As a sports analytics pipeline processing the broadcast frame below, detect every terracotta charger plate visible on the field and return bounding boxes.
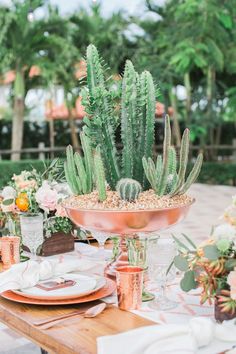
[1,278,116,306]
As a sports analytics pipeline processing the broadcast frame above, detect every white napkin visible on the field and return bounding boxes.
[0,258,94,292]
[97,317,236,354]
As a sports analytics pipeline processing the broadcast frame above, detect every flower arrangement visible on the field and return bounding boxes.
[173,198,236,319]
[0,160,73,238]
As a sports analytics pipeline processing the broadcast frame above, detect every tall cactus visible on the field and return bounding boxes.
[83,44,120,189]
[121,61,138,178]
[121,66,156,184]
[136,71,156,185]
[93,147,107,202]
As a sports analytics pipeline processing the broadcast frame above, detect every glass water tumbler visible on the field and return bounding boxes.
[20,213,44,255]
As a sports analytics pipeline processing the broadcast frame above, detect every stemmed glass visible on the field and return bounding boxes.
[20,214,44,260]
[147,238,177,310]
[127,233,160,301]
[90,231,111,260]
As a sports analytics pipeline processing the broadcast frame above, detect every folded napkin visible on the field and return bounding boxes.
[0,258,94,292]
[97,317,236,354]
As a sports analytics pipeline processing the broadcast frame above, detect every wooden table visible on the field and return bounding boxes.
[0,296,155,354]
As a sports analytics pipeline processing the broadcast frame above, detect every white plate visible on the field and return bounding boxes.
[12,274,106,300]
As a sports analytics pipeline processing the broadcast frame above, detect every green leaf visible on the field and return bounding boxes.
[181,233,197,249]
[225,259,236,271]
[203,245,220,260]
[2,198,14,206]
[172,234,190,251]
[216,239,231,253]
[180,270,198,292]
[219,13,233,29]
[174,255,189,271]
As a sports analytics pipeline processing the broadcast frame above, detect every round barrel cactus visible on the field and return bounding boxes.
[116,178,142,202]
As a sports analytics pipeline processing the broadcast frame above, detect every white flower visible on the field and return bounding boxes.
[52,182,72,197]
[1,186,16,200]
[212,223,236,242]
[35,181,58,213]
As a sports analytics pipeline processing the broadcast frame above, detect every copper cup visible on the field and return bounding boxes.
[1,236,20,269]
[116,266,144,311]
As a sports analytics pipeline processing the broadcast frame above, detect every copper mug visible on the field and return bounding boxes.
[116,266,144,311]
[1,236,20,270]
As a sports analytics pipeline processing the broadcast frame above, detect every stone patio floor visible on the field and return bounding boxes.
[1,183,236,353]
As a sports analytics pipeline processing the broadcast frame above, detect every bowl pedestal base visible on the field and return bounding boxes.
[104,235,130,279]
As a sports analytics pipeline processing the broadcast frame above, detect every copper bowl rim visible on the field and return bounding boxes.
[63,196,195,213]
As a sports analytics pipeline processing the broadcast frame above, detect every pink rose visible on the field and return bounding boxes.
[227,268,236,300]
[35,181,58,213]
[55,203,67,218]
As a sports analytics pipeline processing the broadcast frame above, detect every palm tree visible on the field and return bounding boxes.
[70,3,135,74]
[0,0,72,160]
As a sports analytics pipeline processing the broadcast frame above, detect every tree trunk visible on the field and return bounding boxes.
[169,87,181,147]
[68,112,79,149]
[11,97,24,161]
[184,72,191,128]
[206,67,216,159]
[11,69,25,161]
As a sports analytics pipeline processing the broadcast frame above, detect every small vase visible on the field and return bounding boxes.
[215,296,236,323]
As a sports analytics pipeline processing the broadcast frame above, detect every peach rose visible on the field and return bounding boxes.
[55,203,67,218]
[227,268,236,300]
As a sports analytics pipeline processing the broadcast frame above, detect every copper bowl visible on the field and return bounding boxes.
[64,198,195,234]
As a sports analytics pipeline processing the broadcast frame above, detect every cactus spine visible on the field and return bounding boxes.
[83,44,120,189]
[93,147,107,202]
[116,178,142,202]
[142,115,203,196]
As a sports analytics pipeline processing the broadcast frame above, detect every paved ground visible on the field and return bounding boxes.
[1,183,236,353]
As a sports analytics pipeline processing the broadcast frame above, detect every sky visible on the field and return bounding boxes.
[1,0,165,18]
[50,0,150,17]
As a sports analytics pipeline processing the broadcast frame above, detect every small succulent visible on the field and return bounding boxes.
[116,178,142,202]
[142,116,203,197]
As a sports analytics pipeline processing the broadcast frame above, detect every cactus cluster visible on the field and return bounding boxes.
[64,44,203,202]
[64,132,107,202]
[116,178,142,202]
[83,44,156,188]
[142,116,203,197]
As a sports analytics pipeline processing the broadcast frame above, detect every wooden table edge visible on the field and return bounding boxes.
[0,299,156,354]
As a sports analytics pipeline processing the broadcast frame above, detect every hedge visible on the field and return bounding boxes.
[0,160,235,189]
[0,160,46,188]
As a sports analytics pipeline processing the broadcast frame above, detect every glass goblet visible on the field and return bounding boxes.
[127,234,160,302]
[90,231,111,261]
[20,213,44,260]
[147,238,178,311]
